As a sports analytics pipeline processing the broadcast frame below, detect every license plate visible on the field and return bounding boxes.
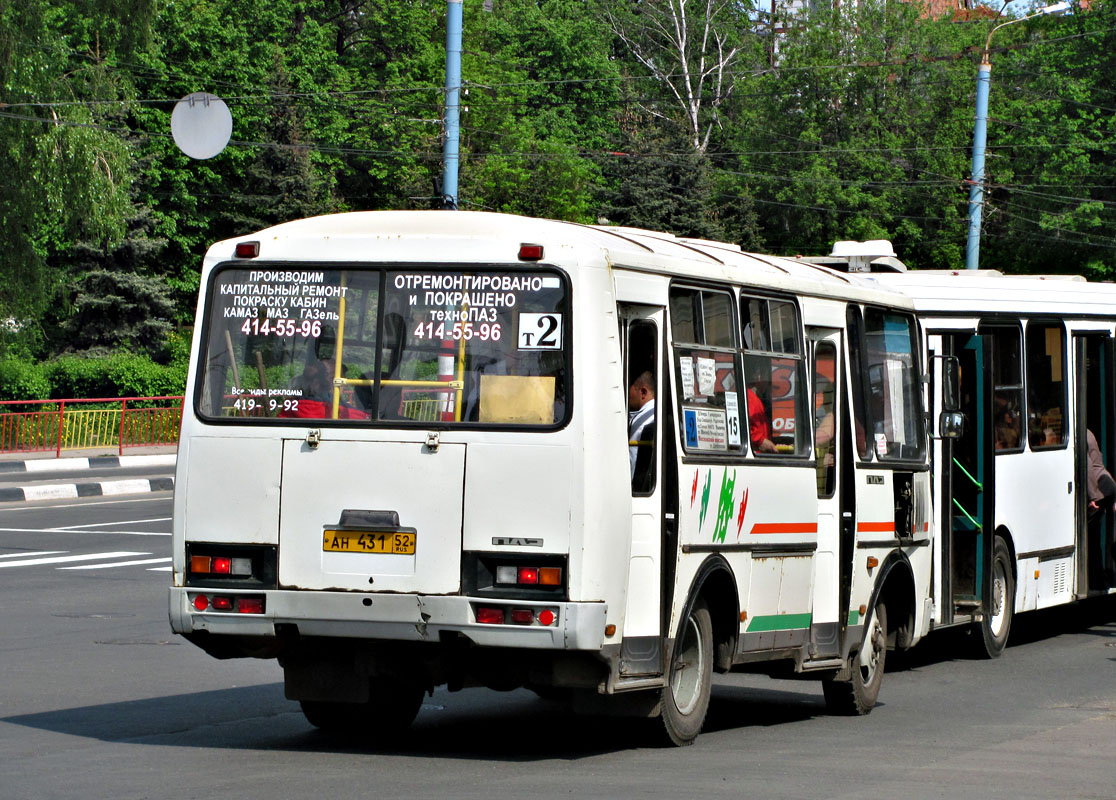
[322,530,416,555]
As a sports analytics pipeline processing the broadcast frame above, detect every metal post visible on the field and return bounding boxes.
[119,398,128,455]
[965,62,991,270]
[55,400,65,457]
[442,0,463,210]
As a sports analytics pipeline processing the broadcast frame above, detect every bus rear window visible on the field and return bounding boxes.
[196,266,569,427]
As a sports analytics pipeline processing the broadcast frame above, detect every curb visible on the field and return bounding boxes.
[0,454,177,474]
[0,476,175,502]
[0,453,177,502]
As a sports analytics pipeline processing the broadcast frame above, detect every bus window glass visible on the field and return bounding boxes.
[198,268,380,421]
[987,326,1024,451]
[671,287,744,454]
[196,266,569,427]
[384,271,568,425]
[861,308,925,462]
[1025,321,1066,449]
[847,307,870,459]
[814,341,838,497]
[742,296,806,456]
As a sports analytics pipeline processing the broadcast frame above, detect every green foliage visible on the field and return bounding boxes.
[0,359,52,402]
[599,112,727,239]
[61,270,176,356]
[3,0,1116,387]
[45,351,185,399]
[0,0,147,323]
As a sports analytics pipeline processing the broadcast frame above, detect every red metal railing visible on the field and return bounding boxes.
[0,396,184,457]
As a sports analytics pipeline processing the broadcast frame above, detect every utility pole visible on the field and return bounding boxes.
[965,1,1070,269]
[442,0,463,210]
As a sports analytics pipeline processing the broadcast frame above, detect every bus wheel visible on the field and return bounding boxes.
[661,599,713,746]
[974,536,1014,659]
[300,679,424,739]
[824,600,886,716]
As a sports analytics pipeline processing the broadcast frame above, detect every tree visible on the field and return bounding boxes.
[458,0,621,220]
[0,0,151,337]
[717,0,983,265]
[599,0,762,153]
[599,109,727,239]
[976,0,1116,277]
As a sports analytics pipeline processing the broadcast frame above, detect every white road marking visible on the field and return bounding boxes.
[147,566,173,572]
[2,496,168,511]
[0,550,66,559]
[0,527,170,536]
[54,517,172,530]
[58,557,172,570]
[0,551,148,568]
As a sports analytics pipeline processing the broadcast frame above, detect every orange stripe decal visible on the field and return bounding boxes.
[750,522,819,535]
[857,522,895,533]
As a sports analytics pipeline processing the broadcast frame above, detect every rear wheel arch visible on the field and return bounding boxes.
[680,556,739,673]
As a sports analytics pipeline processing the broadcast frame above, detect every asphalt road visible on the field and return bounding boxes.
[2,492,1115,800]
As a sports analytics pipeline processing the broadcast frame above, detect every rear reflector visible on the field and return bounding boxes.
[237,597,265,614]
[538,609,556,626]
[510,608,534,625]
[211,596,233,611]
[477,607,505,624]
[193,595,209,611]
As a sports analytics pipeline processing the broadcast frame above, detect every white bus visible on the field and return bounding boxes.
[169,211,933,745]
[808,247,1116,657]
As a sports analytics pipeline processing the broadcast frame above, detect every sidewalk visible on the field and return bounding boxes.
[0,445,178,502]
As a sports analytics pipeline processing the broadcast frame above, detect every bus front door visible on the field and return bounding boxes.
[938,332,995,627]
[1074,333,1115,592]
[808,328,847,660]
[619,305,673,676]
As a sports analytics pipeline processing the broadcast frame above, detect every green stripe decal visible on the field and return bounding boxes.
[746,613,812,632]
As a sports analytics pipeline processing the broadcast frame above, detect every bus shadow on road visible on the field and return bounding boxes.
[0,683,666,759]
[1,679,834,758]
[887,593,1116,672]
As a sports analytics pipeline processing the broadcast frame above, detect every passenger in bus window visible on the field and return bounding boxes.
[745,363,777,454]
[293,359,333,402]
[628,371,655,479]
[993,400,1020,451]
[1085,429,1116,584]
[746,387,776,454]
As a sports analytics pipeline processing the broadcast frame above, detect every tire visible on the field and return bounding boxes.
[824,600,886,716]
[301,678,424,740]
[973,536,1014,659]
[661,600,713,746]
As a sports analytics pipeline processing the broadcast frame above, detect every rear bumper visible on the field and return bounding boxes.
[169,587,607,650]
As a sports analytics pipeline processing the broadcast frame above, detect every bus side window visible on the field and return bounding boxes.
[1025,321,1067,449]
[742,295,807,456]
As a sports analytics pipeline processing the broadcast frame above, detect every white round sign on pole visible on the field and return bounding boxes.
[171,92,233,160]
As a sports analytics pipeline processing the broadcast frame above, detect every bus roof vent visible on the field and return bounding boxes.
[825,240,907,273]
